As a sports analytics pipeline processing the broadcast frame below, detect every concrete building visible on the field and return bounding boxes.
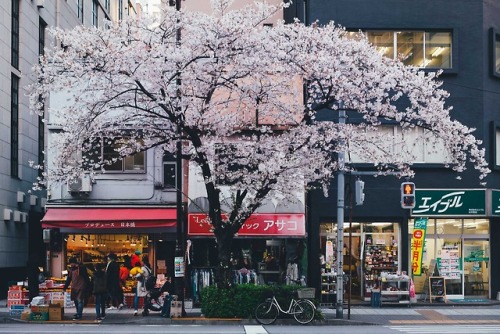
[0,0,139,299]
[286,0,500,303]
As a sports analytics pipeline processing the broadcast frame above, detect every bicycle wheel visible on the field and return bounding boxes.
[255,301,278,325]
[293,299,315,324]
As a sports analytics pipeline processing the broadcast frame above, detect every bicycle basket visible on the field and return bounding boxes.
[297,288,315,299]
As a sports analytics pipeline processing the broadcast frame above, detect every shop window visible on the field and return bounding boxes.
[83,137,145,173]
[438,219,462,234]
[359,30,453,69]
[463,219,489,235]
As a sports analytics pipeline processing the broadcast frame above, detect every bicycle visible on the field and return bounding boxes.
[255,292,316,325]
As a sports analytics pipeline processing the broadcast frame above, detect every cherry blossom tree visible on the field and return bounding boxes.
[29,0,489,285]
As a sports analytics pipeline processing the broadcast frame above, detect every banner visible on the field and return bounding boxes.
[411,217,428,276]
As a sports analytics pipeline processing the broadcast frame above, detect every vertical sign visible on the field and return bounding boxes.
[411,217,428,276]
[174,256,185,277]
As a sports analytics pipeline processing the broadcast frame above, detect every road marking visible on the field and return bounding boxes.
[387,324,500,333]
[244,325,268,334]
[390,319,500,324]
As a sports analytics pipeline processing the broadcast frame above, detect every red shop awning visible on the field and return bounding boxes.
[42,208,176,230]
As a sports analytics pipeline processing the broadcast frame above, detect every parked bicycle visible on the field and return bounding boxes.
[255,290,316,325]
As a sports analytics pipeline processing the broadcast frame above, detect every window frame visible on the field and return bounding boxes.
[77,0,84,23]
[491,122,500,170]
[84,137,146,174]
[38,18,47,179]
[92,0,99,27]
[11,74,19,178]
[351,29,457,73]
[11,0,19,69]
[490,28,500,78]
[162,161,177,189]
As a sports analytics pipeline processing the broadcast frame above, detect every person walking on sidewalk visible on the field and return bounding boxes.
[106,253,123,310]
[64,257,90,320]
[119,255,131,307]
[93,262,107,321]
[130,260,150,316]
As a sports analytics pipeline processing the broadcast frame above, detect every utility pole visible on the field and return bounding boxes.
[173,0,185,312]
[335,107,346,319]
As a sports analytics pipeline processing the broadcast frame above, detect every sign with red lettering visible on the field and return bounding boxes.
[188,213,305,236]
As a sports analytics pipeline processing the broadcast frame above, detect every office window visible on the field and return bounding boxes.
[494,124,500,169]
[92,0,99,27]
[491,29,500,77]
[77,0,84,23]
[104,0,110,12]
[362,30,452,69]
[39,18,46,58]
[118,0,123,20]
[84,137,145,173]
[11,74,19,178]
[38,18,47,177]
[347,125,451,164]
[11,0,19,68]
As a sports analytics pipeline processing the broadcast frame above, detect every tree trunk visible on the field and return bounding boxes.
[214,227,236,287]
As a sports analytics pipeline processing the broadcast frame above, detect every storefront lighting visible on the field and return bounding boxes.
[80,235,84,242]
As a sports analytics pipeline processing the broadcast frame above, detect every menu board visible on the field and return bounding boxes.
[429,276,447,303]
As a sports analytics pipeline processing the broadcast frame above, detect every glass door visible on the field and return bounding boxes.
[463,239,489,298]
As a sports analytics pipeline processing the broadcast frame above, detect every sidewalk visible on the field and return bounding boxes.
[2,299,500,326]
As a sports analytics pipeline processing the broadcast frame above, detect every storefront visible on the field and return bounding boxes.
[409,189,491,300]
[186,197,307,305]
[41,206,178,280]
[319,221,402,303]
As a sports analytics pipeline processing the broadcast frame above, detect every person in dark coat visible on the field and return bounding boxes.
[93,262,107,321]
[160,277,173,318]
[26,253,41,303]
[105,253,123,309]
[64,257,90,320]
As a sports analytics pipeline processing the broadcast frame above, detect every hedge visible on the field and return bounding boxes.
[200,284,322,320]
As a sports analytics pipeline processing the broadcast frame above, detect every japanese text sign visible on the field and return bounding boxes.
[187,213,305,236]
[411,217,428,276]
[412,190,485,216]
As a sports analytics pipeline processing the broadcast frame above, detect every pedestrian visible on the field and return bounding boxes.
[160,276,173,318]
[26,253,42,304]
[106,253,123,310]
[119,255,131,307]
[131,250,142,269]
[130,261,143,316]
[93,262,107,321]
[63,257,90,320]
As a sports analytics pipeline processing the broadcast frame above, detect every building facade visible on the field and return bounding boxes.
[0,0,139,299]
[286,0,500,302]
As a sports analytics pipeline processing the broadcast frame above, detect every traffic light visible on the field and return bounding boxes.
[355,179,365,205]
[401,182,416,209]
[49,228,62,252]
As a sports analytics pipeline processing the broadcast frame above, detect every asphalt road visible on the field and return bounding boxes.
[1,324,500,334]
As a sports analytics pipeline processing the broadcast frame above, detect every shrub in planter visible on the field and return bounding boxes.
[200,284,322,320]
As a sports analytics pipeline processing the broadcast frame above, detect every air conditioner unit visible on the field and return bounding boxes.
[67,174,92,193]
[43,229,51,243]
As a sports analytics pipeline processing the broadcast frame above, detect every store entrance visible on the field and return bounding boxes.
[463,239,489,298]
